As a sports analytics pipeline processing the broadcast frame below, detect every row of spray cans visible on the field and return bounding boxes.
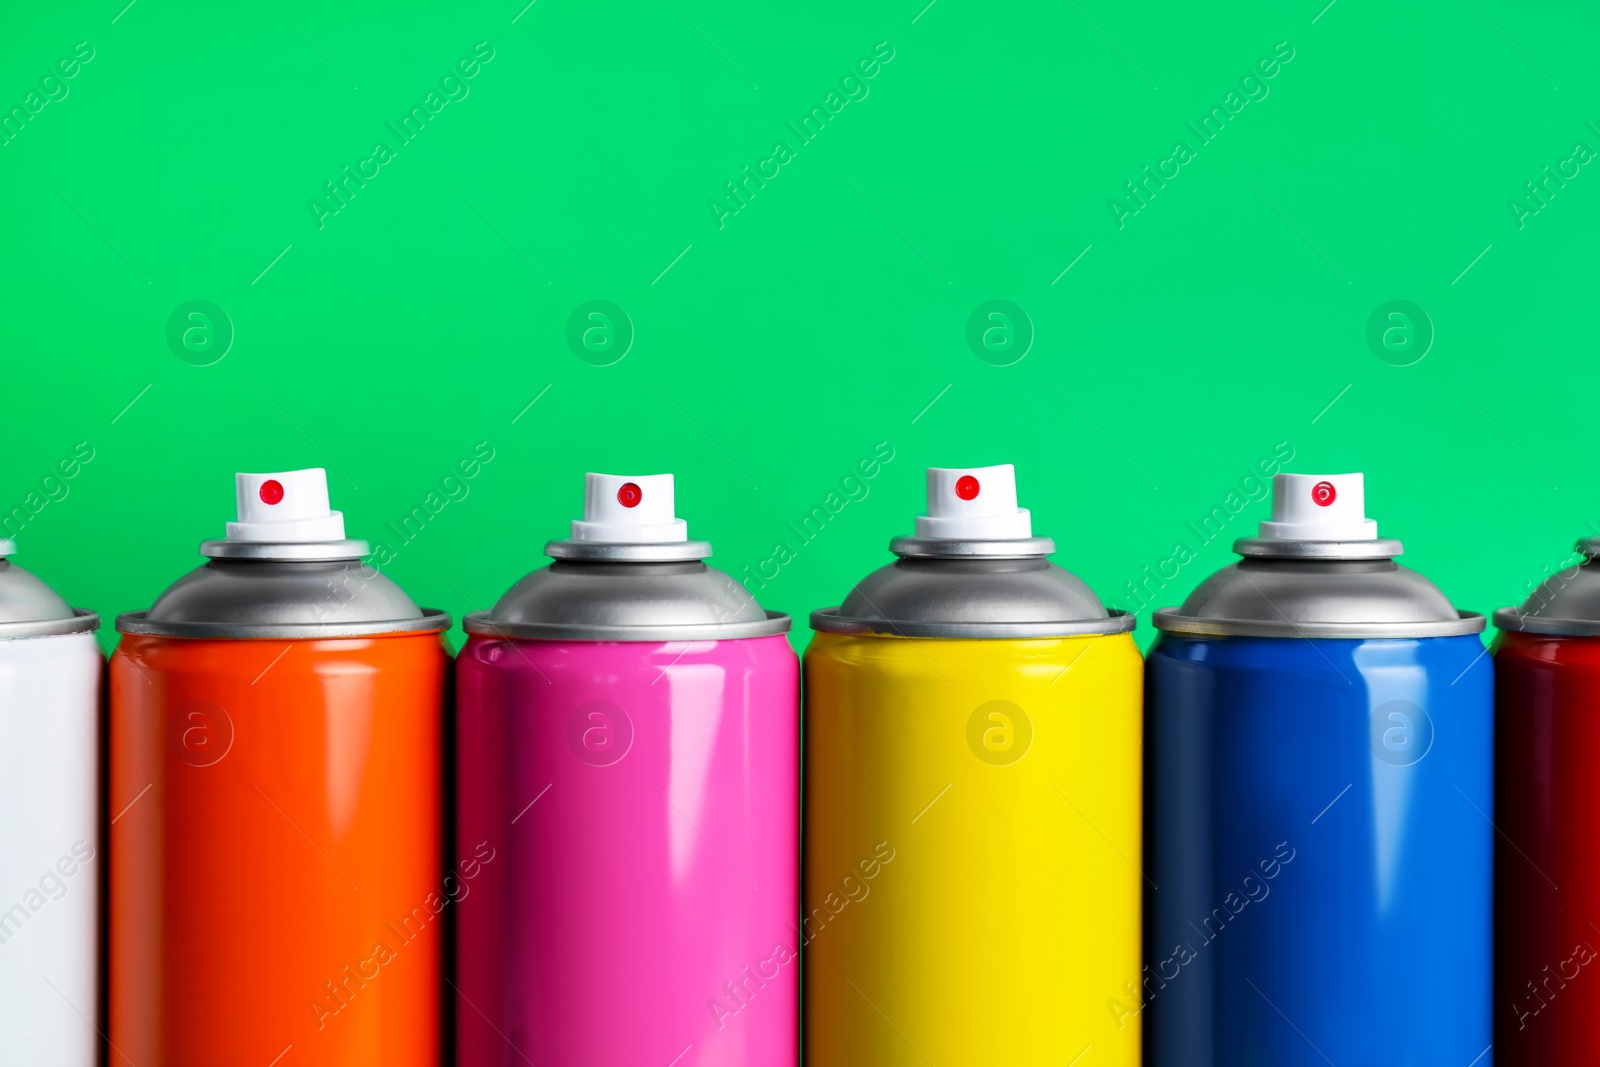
[0,461,1593,1063]
[4,467,798,1066]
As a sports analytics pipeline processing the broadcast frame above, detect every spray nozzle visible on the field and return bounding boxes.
[1258,473,1378,541]
[227,469,347,542]
[915,464,1033,540]
[571,473,688,543]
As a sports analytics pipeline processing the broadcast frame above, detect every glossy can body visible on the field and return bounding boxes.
[110,633,448,1066]
[1494,630,1600,1058]
[455,633,800,1066]
[0,631,101,1066]
[1144,633,1493,1066]
[803,631,1143,1066]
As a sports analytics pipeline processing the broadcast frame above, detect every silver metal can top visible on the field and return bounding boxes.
[0,542,100,639]
[1155,472,1483,639]
[1156,532,1483,638]
[1493,538,1600,637]
[117,537,448,639]
[118,468,448,639]
[812,464,1132,638]
[811,535,1135,639]
[462,537,790,642]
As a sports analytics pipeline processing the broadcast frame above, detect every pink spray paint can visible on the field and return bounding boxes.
[455,472,799,1066]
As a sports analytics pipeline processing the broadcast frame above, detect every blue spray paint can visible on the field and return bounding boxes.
[1143,473,1492,1066]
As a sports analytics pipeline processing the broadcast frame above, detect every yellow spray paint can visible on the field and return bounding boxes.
[804,465,1142,1066]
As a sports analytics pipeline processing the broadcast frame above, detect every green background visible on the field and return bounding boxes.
[2,0,1594,655]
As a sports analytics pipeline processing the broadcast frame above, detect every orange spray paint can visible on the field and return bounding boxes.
[110,469,450,1065]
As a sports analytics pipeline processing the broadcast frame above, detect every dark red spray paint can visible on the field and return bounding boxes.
[1495,535,1600,1060]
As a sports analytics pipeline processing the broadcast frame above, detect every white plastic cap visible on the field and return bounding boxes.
[1259,473,1378,541]
[226,469,347,542]
[915,464,1033,539]
[571,473,688,543]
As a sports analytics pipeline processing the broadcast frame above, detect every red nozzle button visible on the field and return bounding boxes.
[259,479,285,506]
[1311,481,1337,507]
[617,482,643,508]
[955,475,981,501]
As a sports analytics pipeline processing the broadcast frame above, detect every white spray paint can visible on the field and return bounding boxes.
[0,538,102,1065]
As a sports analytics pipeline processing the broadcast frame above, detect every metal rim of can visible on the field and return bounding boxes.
[1492,607,1600,637]
[1151,607,1487,638]
[0,609,101,640]
[544,539,714,563]
[200,539,370,562]
[115,607,452,639]
[462,607,791,642]
[888,536,1056,559]
[809,606,1137,638]
[1232,537,1405,560]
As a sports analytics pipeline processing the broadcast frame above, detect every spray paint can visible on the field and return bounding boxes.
[1145,472,1492,1065]
[1494,535,1600,1058]
[110,468,450,1065]
[0,539,101,1066]
[455,472,798,1066]
[805,464,1142,1065]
